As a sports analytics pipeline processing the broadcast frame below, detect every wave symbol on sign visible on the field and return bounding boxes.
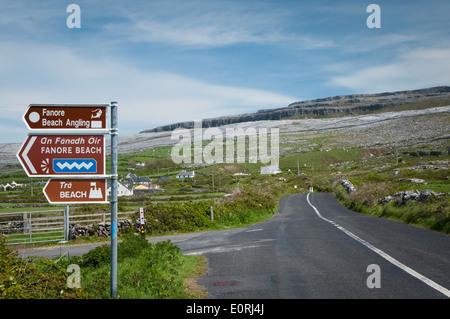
[53,159,97,174]
[56,162,94,170]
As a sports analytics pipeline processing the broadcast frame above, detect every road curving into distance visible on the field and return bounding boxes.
[180,193,450,298]
[18,193,450,299]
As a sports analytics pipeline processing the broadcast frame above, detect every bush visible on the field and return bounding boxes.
[0,235,89,299]
[381,198,450,233]
[78,243,110,269]
[138,185,282,235]
[73,236,198,299]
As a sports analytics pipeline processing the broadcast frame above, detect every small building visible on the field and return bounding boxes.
[128,174,152,186]
[107,181,134,197]
[133,183,163,194]
[259,165,281,175]
[176,170,195,179]
[10,181,24,188]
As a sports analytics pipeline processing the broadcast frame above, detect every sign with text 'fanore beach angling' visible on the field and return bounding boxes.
[16,134,105,177]
[43,179,108,204]
[23,104,108,130]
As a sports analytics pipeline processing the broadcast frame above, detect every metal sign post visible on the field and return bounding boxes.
[16,102,118,297]
[110,102,118,299]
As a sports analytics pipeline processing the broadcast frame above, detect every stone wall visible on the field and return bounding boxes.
[69,219,145,239]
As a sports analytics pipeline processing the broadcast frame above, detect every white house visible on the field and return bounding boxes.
[107,181,134,197]
[259,165,281,175]
[0,181,25,190]
[176,170,195,179]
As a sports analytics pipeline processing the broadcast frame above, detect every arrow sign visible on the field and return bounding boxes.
[43,179,108,204]
[16,134,105,177]
[23,104,108,130]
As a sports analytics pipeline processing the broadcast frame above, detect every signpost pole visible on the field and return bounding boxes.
[110,102,118,298]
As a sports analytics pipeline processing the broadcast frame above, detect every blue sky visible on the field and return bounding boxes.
[1,0,449,143]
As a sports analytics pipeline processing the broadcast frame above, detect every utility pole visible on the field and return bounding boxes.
[110,102,118,298]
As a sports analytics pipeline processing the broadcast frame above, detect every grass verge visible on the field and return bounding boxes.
[1,234,206,299]
[56,235,206,299]
[334,183,450,234]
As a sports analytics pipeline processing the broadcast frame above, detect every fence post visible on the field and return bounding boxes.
[64,206,70,241]
[22,213,28,235]
[29,212,32,243]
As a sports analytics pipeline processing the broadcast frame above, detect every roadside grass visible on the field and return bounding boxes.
[55,236,206,299]
[135,183,286,236]
[334,179,450,234]
[1,233,206,299]
[0,234,90,299]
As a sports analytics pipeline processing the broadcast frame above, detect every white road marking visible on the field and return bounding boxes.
[185,244,261,256]
[306,193,450,298]
[246,228,264,232]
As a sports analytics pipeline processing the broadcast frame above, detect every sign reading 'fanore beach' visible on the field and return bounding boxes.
[16,134,105,177]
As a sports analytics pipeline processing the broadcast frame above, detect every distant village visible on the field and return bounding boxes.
[1,164,282,195]
[108,163,282,197]
[0,181,27,191]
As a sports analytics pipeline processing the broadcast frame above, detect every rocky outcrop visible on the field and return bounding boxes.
[140,86,450,133]
[381,190,448,205]
[341,180,356,193]
[397,178,426,184]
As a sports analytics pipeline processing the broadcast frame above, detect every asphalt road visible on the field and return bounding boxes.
[18,193,450,299]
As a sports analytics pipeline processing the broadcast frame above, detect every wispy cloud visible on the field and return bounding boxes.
[0,41,296,142]
[328,48,450,93]
[104,0,334,49]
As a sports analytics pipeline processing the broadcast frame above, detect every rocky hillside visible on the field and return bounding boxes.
[1,86,449,167]
[141,86,450,133]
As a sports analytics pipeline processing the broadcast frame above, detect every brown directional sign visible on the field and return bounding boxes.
[16,134,105,177]
[23,104,108,130]
[43,179,108,204]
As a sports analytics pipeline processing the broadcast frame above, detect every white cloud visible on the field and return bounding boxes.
[0,42,296,142]
[328,48,450,93]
